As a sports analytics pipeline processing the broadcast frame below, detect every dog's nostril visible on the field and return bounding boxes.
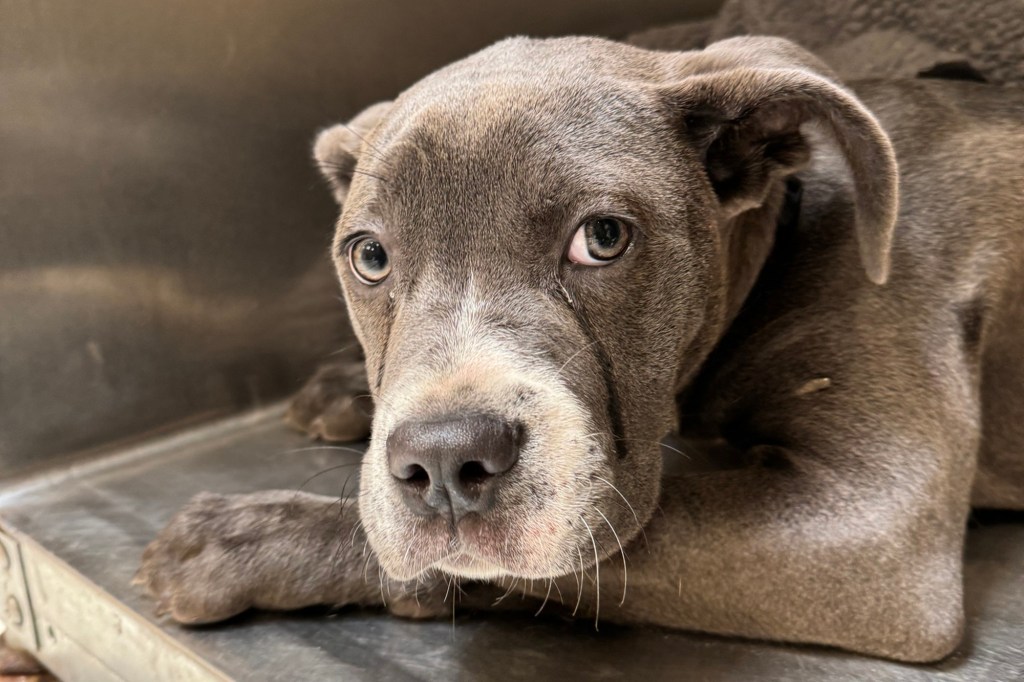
[401,464,430,487]
[459,460,492,486]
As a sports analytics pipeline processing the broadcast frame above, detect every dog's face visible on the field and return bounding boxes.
[314,37,897,581]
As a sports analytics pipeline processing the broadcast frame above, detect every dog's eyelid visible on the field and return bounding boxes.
[339,229,372,248]
[573,200,647,232]
[336,227,386,257]
[575,210,643,237]
[574,202,639,223]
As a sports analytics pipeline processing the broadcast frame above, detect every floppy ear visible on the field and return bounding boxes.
[313,101,393,205]
[662,37,899,284]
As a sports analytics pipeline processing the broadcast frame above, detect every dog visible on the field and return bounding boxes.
[137,35,1024,662]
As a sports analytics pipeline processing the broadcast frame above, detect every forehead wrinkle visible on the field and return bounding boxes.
[383,128,535,242]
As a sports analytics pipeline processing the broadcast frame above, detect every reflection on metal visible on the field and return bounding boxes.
[5,596,22,628]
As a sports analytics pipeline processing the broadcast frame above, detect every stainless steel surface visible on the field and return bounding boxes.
[0,0,721,478]
[1,406,1022,681]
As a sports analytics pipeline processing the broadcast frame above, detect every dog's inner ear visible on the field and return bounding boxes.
[688,102,813,219]
[313,101,393,205]
[664,37,900,284]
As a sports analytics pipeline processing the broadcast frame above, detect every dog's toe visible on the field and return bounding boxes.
[287,358,372,442]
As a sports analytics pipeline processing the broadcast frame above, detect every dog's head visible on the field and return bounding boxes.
[313,36,897,581]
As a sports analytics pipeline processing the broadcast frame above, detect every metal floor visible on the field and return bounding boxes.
[1,406,1022,681]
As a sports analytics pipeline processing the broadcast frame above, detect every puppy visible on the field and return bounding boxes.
[138,36,1024,662]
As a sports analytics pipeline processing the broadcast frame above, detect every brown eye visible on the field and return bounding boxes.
[568,217,631,265]
[348,237,391,284]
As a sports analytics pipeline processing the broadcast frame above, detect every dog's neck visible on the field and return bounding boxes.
[719,178,801,327]
[673,178,800,395]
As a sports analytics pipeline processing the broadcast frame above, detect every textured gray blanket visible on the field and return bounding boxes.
[628,0,1023,87]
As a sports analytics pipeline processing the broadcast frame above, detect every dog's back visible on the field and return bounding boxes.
[840,79,1023,507]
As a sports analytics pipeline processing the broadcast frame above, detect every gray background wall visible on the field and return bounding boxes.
[0,0,720,478]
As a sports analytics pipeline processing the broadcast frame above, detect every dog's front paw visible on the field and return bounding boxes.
[136,492,262,624]
[287,356,373,442]
[137,490,360,624]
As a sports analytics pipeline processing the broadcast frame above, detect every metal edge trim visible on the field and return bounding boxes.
[4,524,233,682]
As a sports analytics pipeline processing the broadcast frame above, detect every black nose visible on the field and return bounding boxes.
[387,414,521,520]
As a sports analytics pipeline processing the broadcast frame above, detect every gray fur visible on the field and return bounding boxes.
[139,35,1024,662]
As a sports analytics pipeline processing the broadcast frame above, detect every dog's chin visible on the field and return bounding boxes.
[434,554,509,580]
[379,542,524,582]
[416,547,563,582]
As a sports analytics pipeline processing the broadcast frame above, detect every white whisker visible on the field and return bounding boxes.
[550,579,564,605]
[595,475,648,548]
[579,515,601,630]
[443,574,454,604]
[362,541,374,583]
[650,439,692,460]
[573,546,585,617]
[535,579,554,617]
[555,340,599,378]
[595,507,628,607]
[493,577,519,606]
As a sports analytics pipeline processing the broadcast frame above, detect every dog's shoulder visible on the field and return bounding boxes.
[849,80,1023,286]
[850,79,1024,167]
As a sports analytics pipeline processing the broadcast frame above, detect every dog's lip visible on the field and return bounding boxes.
[402,534,507,578]
[400,514,522,577]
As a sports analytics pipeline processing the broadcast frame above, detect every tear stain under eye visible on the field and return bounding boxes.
[552,280,628,460]
[375,294,397,392]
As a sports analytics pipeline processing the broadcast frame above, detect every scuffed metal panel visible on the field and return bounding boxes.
[1,524,230,681]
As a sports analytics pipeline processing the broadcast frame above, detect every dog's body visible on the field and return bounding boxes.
[138,36,1024,662]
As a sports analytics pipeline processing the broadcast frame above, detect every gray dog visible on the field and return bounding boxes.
[137,36,1024,662]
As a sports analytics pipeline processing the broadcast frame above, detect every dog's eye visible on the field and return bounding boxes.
[567,217,631,266]
[348,237,391,284]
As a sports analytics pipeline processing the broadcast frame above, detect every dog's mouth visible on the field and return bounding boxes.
[432,531,525,581]
[380,497,582,580]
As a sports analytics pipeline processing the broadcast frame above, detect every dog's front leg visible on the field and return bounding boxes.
[137,491,427,623]
[632,461,967,661]
[537,428,976,663]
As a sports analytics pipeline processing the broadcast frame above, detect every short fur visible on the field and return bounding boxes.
[138,36,1024,662]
